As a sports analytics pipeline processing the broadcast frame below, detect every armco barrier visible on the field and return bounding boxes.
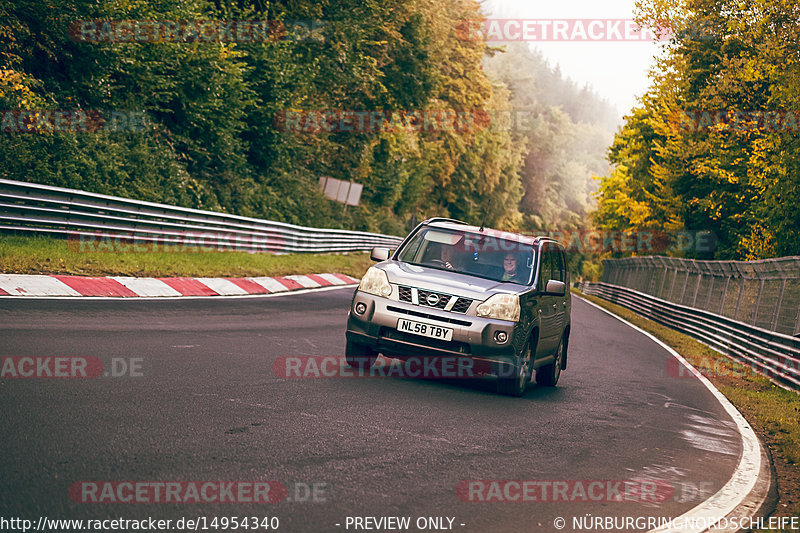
[0,179,403,253]
[578,281,800,392]
[600,255,800,337]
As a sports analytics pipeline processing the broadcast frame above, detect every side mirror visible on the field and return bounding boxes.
[370,247,390,262]
[544,279,566,296]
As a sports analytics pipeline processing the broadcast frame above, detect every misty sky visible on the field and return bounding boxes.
[485,0,666,120]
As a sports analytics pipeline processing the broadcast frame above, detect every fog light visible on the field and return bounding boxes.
[494,331,508,344]
[355,302,367,315]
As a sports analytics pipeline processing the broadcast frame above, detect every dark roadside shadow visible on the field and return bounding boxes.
[370,360,565,401]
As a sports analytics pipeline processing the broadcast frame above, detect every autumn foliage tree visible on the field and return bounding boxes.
[595,0,800,259]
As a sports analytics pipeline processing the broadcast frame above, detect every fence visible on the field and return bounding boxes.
[601,256,800,337]
[0,179,404,254]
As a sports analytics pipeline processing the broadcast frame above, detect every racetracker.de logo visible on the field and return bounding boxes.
[69,20,326,43]
[68,231,285,254]
[0,110,149,134]
[273,356,496,379]
[456,19,671,42]
[69,481,287,503]
[1,356,104,378]
[667,110,800,133]
[457,480,674,503]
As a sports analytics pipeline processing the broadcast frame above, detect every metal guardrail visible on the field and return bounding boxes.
[0,179,403,253]
[600,255,800,337]
[578,281,800,392]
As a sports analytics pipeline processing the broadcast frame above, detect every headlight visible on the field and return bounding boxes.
[476,293,520,322]
[358,267,392,298]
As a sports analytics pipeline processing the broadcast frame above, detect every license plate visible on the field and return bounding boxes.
[397,318,453,341]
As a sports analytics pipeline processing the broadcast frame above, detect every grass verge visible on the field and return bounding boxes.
[0,234,374,278]
[574,289,800,527]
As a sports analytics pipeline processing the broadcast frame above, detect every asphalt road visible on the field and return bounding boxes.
[0,289,744,532]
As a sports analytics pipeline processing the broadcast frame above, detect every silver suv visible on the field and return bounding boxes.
[345,218,571,396]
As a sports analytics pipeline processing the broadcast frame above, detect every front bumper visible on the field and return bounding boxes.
[345,291,521,375]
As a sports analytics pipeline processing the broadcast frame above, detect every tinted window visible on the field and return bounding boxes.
[552,247,566,282]
[538,246,553,290]
[396,227,536,284]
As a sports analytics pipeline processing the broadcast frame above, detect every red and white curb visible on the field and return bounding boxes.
[0,273,358,298]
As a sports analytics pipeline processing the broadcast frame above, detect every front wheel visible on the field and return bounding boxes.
[345,339,378,369]
[537,336,564,387]
[497,342,532,397]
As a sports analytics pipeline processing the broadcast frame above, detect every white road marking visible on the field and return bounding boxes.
[192,278,248,296]
[317,273,349,285]
[248,277,290,293]
[283,274,320,288]
[111,277,182,297]
[0,274,82,296]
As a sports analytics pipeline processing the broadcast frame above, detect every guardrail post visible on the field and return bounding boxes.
[753,279,765,326]
[795,305,800,336]
[773,278,786,332]
[679,268,691,303]
[668,268,679,301]
[720,276,730,315]
[658,259,668,298]
[691,272,702,307]
[705,275,715,310]
[734,277,745,321]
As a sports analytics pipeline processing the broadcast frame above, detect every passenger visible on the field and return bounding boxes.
[501,253,527,283]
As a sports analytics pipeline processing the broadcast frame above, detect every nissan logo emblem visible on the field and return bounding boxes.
[426,294,440,306]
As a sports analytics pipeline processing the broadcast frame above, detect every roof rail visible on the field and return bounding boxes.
[422,217,469,226]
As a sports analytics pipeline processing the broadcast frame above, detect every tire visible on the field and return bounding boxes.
[345,339,378,369]
[537,335,564,387]
[497,341,533,397]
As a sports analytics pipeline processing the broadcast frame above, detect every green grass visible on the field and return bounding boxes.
[574,288,800,526]
[0,234,374,278]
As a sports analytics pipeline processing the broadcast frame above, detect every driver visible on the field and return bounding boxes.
[438,244,456,270]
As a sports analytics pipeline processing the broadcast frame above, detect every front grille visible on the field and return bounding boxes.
[397,285,473,314]
[417,288,449,310]
[451,298,472,313]
[398,286,412,302]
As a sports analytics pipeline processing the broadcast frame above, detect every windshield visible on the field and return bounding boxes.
[396,227,536,284]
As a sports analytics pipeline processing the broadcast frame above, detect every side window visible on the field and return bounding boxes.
[538,246,553,290]
[552,247,566,282]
